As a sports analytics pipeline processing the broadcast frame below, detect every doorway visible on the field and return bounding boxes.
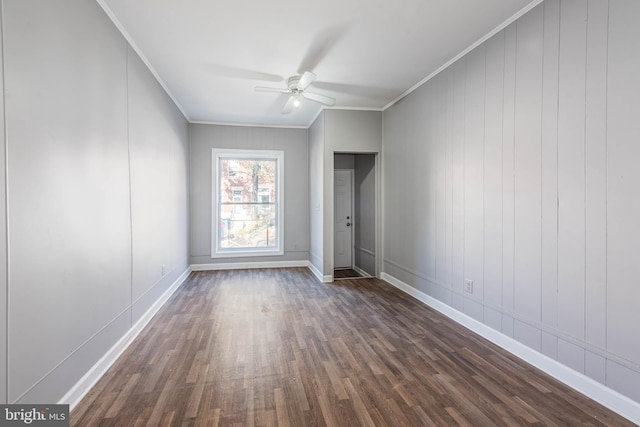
[333,153,377,279]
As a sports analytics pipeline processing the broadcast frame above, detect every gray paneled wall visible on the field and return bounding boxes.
[0,6,6,404]
[383,0,640,404]
[189,124,309,266]
[128,48,190,322]
[309,113,325,275]
[1,0,189,403]
[606,0,640,399]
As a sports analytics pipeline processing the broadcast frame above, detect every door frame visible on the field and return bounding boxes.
[330,152,380,280]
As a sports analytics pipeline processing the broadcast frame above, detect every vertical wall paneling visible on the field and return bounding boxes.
[382,0,640,407]
[308,113,324,273]
[585,351,607,385]
[451,60,466,312]
[557,338,587,376]
[129,49,170,307]
[444,69,455,302]
[128,46,189,322]
[463,46,486,316]
[423,85,434,278]
[584,0,609,352]
[395,105,411,270]
[501,24,517,334]
[382,107,403,276]
[2,0,190,403]
[0,2,6,404]
[606,359,640,404]
[483,32,505,310]
[540,0,560,356]
[557,0,588,362]
[435,74,448,287]
[309,113,324,275]
[381,111,396,271]
[5,0,132,402]
[513,6,543,343]
[424,83,436,280]
[606,0,640,367]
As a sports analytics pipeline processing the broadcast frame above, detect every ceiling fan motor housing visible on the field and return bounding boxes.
[287,76,302,91]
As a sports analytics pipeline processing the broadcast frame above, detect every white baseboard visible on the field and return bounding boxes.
[308,262,333,283]
[62,267,192,410]
[353,265,373,278]
[192,260,337,284]
[191,260,309,271]
[381,272,640,426]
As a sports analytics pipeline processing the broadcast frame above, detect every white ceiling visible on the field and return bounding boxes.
[99,0,538,127]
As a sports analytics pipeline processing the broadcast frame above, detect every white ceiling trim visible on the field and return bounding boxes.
[95,0,190,121]
[383,0,544,111]
[190,121,309,130]
[304,106,384,128]
[326,106,385,112]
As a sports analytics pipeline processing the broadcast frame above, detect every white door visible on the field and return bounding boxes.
[334,170,353,269]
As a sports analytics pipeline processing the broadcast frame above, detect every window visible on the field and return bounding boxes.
[212,149,284,257]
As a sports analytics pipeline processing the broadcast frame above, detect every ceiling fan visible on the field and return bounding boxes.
[255,71,335,114]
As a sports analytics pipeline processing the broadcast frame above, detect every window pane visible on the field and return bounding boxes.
[219,204,277,249]
[219,158,276,204]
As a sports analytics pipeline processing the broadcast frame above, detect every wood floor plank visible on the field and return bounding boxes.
[71,268,635,426]
[342,377,376,427]
[105,373,141,418]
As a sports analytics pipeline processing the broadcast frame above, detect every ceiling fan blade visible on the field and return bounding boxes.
[297,71,316,91]
[255,86,290,94]
[298,24,348,74]
[302,91,335,106]
[282,95,296,114]
[204,64,283,82]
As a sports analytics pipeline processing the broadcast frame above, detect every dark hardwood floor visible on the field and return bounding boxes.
[71,268,634,426]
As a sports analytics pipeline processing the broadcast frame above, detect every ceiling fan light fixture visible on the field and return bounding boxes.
[255,71,336,114]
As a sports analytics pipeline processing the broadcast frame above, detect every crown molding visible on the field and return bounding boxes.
[189,120,309,130]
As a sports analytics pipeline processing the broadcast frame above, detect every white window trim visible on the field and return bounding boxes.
[211,148,284,258]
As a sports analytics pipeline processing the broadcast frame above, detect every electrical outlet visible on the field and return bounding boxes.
[464,279,473,294]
